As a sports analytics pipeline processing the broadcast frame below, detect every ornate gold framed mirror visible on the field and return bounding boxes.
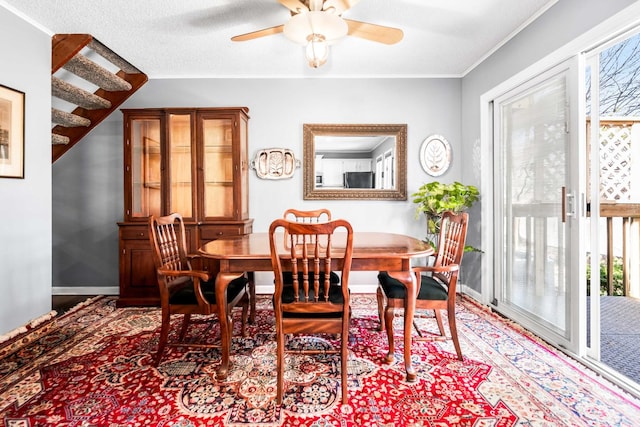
[303,123,407,200]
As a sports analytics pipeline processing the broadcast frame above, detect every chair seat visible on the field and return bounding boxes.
[274,284,346,318]
[169,276,248,305]
[377,271,448,301]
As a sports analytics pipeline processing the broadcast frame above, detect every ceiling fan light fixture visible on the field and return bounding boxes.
[284,11,347,68]
[306,34,329,68]
[283,11,348,45]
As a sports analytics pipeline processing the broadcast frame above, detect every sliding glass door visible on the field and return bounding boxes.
[584,30,640,386]
[492,59,582,351]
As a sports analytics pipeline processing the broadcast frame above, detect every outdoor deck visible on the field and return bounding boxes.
[599,295,640,384]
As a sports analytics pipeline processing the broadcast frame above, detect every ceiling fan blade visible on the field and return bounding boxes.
[344,19,403,45]
[278,0,309,14]
[323,0,362,14]
[231,25,285,42]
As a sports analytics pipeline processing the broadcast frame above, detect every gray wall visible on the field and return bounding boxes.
[459,0,638,293]
[0,6,52,334]
[52,78,462,288]
[52,119,122,287]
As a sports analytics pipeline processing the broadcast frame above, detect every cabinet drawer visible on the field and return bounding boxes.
[120,227,150,240]
[200,226,243,240]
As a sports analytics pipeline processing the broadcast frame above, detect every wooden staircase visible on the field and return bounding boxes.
[51,34,147,162]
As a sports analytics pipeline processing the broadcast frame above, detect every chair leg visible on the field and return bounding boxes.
[376,286,385,332]
[178,313,191,341]
[341,319,349,404]
[448,305,463,360]
[276,328,285,405]
[240,295,249,337]
[434,310,447,338]
[383,304,395,364]
[248,272,256,324]
[412,318,425,338]
[155,308,171,366]
[226,311,234,339]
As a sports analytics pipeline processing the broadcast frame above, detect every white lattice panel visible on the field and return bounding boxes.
[600,124,632,201]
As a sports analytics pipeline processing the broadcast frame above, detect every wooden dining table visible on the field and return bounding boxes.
[198,231,433,382]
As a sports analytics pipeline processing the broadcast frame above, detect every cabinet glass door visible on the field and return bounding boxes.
[130,118,161,219]
[168,114,193,218]
[202,117,234,218]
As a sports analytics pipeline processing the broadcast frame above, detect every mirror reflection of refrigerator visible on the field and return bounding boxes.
[343,171,374,188]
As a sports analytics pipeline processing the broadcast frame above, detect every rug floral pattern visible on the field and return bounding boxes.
[0,294,639,426]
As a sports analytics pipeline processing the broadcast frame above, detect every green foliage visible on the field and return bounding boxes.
[411,181,480,252]
[586,256,624,296]
[412,181,480,219]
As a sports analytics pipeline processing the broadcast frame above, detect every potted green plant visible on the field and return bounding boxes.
[412,181,480,250]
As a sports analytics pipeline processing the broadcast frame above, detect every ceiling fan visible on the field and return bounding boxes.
[231,0,403,67]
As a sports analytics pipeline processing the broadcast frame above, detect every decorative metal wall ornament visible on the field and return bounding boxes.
[419,134,451,177]
[251,148,300,179]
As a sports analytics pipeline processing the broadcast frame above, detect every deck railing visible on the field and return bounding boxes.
[596,203,640,296]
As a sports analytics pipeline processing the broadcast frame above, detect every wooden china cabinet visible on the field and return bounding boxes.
[117,107,253,307]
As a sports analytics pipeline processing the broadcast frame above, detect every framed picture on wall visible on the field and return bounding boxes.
[0,84,25,179]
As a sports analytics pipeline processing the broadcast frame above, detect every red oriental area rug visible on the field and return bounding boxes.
[1,294,639,426]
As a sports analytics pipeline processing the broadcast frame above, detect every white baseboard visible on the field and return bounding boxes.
[52,286,119,295]
[459,283,482,304]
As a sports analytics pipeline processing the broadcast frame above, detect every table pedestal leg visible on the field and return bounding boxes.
[215,272,240,380]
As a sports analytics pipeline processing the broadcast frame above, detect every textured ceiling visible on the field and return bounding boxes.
[4,0,557,78]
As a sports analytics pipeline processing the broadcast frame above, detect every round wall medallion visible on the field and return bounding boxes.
[419,135,451,176]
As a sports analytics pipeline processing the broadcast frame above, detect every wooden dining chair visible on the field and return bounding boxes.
[269,217,354,404]
[377,211,469,361]
[283,208,332,223]
[149,213,249,366]
[282,208,340,286]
